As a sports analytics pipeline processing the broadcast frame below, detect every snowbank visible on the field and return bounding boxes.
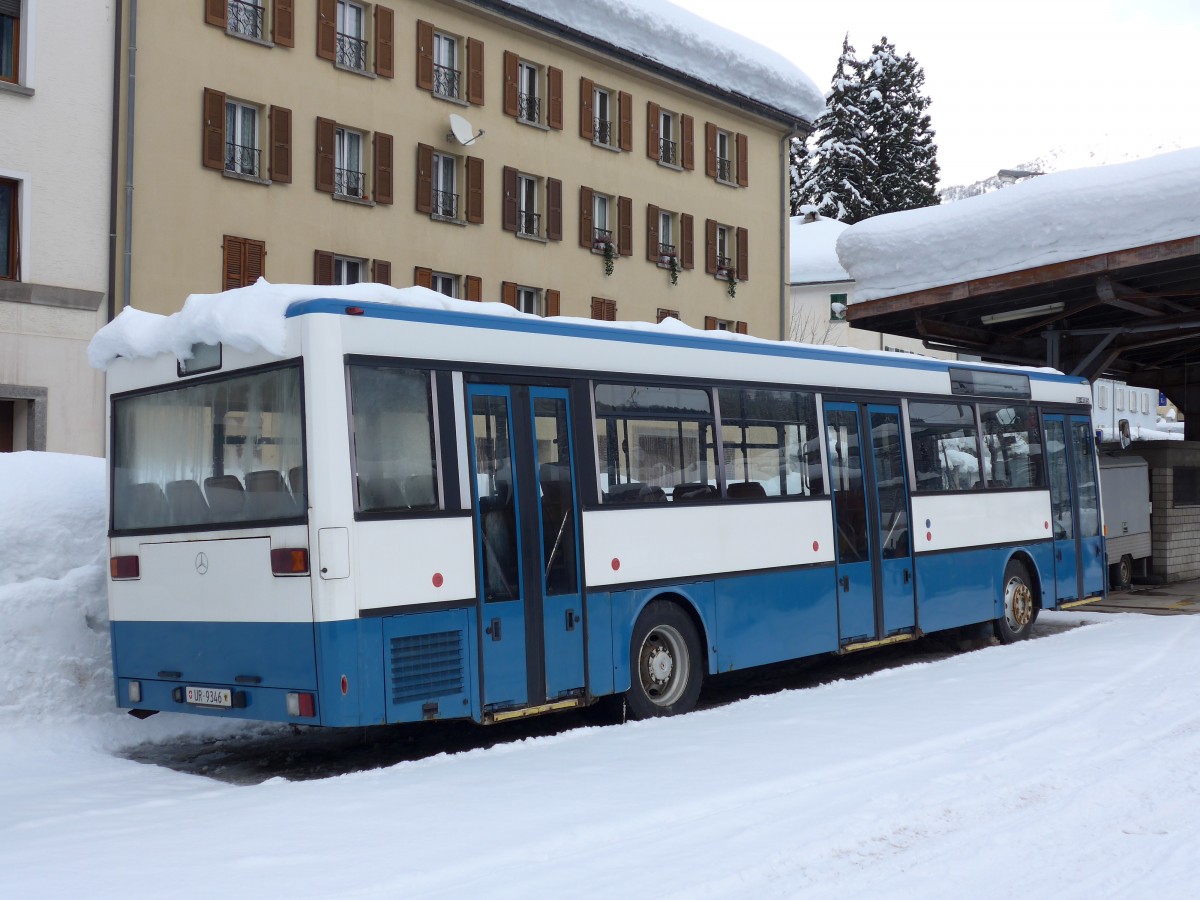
[839,146,1200,302]
[789,214,850,284]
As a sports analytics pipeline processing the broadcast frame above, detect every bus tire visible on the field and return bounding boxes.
[995,559,1038,644]
[626,600,703,719]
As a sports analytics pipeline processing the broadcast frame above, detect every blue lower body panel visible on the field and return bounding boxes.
[915,542,1054,630]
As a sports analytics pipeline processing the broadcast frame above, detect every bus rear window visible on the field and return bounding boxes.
[112,365,305,531]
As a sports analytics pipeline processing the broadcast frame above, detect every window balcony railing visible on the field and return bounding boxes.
[518,210,541,237]
[227,0,265,39]
[225,142,260,177]
[434,64,461,99]
[433,190,459,219]
[716,255,734,277]
[593,118,612,145]
[659,138,678,166]
[716,156,732,182]
[335,167,366,198]
[592,227,613,249]
[336,32,367,70]
[658,242,676,260]
[518,93,541,123]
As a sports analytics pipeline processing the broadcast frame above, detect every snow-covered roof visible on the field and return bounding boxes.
[789,215,850,284]
[838,146,1200,303]
[498,0,823,123]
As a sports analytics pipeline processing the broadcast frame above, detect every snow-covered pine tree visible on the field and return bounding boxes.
[862,37,940,214]
[792,35,878,223]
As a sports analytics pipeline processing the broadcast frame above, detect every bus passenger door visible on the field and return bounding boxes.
[825,403,876,644]
[467,386,529,710]
[1044,415,1080,602]
[1070,415,1104,598]
[867,405,916,635]
[530,388,586,700]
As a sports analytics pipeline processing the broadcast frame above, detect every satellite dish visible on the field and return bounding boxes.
[448,113,483,146]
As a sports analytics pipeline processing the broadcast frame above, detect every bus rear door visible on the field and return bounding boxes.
[1044,413,1105,604]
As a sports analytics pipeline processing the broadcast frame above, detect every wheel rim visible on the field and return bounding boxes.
[1119,557,1132,585]
[638,623,690,707]
[1004,576,1034,632]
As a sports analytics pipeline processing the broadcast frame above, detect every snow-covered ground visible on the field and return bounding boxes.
[3,451,1200,899]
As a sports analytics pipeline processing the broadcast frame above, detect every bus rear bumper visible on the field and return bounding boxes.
[116,676,321,725]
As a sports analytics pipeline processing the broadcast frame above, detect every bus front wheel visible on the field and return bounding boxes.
[626,601,703,719]
[995,560,1038,644]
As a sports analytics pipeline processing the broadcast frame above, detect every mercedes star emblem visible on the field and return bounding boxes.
[195,552,209,575]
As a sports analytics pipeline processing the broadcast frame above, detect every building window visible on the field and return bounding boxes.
[704,317,748,333]
[716,130,731,183]
[335,127,365,198]
[705,219,747,281]
[706,123,747,187]
[517,286,541,316]
[830,292,848,322]
[591,297,616,321]
[593,194,612,247]
[222,235,266,290]
[593,87,613,146]
[430,272,457,297]
[432,152,459,219]
[1,5,19,84]
[336,0,367,71]
[716,225,731,273]
[334,255,364,285]
[224,100,260,176]
[518,61,540,123]
[518,174,540,237]
[659,109,677,165]
[227,0,265,40]
[433,31,460,99]
[0,177,18,281]
[658,211,675,260]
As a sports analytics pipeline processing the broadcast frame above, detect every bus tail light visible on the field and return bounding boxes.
[110,555,140,580]
[271,548,309,575]
[286,692,316,717]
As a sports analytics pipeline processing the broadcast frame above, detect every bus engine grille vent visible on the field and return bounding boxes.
[390,630,465,704]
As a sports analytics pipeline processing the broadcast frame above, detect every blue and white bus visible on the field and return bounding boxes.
[104,292,1105,726]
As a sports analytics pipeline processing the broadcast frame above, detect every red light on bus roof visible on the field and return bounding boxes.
[346,306,365,316]
[110,555,140,580]
[270,548,309,575]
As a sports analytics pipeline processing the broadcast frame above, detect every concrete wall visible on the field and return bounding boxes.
[1127,442,1200,583]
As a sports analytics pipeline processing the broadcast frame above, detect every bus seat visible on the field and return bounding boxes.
[127,482,168,529]
[606,482,646,504]
[406,474,437,508]
[728,481,766,499]
[246,469,298,518]
[360,476,404,510]
[204,475,245,518]
[288,466,305,496]
[166,479,209,525]
[673,482,717,502]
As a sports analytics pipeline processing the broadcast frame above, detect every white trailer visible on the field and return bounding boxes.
[1099,453,1151,588]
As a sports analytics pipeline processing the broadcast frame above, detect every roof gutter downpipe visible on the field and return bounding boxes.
[106,0,123,322]
[122,0,137,310]
[780,124,806,341]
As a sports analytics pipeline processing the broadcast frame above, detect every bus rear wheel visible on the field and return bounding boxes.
[626,601,703,720]
[995,560,1038,644]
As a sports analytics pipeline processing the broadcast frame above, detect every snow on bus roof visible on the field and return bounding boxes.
[87,280,1065,376]
[837,146,1200,303]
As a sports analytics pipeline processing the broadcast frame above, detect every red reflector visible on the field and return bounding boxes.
[110,555,140,580]
[298,692,316,717]
[271,548,309,575]
[345,306,365,316]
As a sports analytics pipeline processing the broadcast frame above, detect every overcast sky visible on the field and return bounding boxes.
[682,0,1200,186]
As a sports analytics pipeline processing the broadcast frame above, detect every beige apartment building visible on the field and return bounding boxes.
[113,0,814,337]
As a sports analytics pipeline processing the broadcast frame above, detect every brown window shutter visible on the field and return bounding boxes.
[245,239,265,284]
[205,0,227,28]
[547,67,563,130]
[646,102,660,160]
[374,6,394,78]
[316,0,336,60]
[465,275,482,302]
[545,289,561,317]
[413,266,433,288]
[546,178,562,242]
[373,132,394,204]
[315,117,337,192]
[415,143,433,213]
[272,0,294,47]
[202,88,226,171]
[501,281,518,309]
[736,227,748,281]
[222,235,244,290]
[579,78,594,140]
[617,196,632,257]
[657,308,679,323]
[680,214,694,270]
[736,133,748,187]
[736,321,748,335]
[502,166,518,233]
[503,51,519,117]
[269,106,292,183]
[467,38,485,105]
[313,249,335,285]
[681,115,695,170]
[705,218,718,274]
[466,156,484,224]
[646,204,659,262]
[416,20,434,90]
[591,297,615,321]
[372,259,392,285]
[704,122,718,178]
[704,316,718,331]
[579,186,594,248]
[618,91,633,152]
